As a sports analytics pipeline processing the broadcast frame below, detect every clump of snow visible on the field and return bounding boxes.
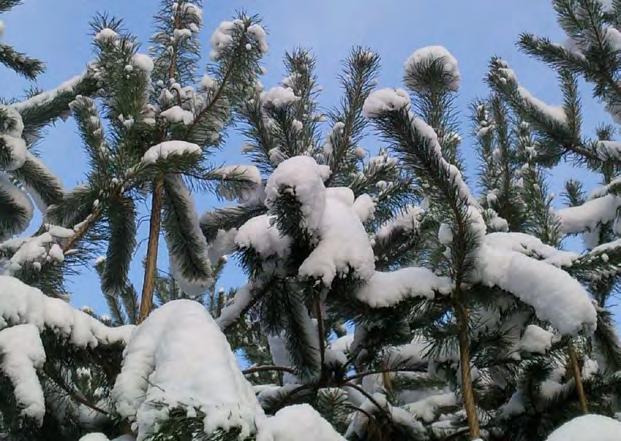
[0,275,133,347]
[209,20,240,60]
[519,324,554,354]
[299,187,375,285]
[485,232,578,268]
[605,27,621,51]
[160,105,194,125]
[216,283,252,330]
[356,268,452,308]
[257,404,345,441]
[141,140,201,165]
[173,28,192,42]
[499,391,525,419]
[261,86,299,109]
[112,300,264,440]
[79,435,110,441]
[211,165,263,203]
[362,88,410,117]
[404,392,457,423]
[247,24,269,54]
[200,74,216,90]
[556,194,620,236]
[206,228,238,264]
[2,231,64,273]
[265,156,331,231]
[376,205,424,240]
[476,241,596,335]
[545,414,621,441]
[235,214,291,259]
[94,28,118,42]
[438,223,453,245]
[352,194,375,222]
[404,46,461,91]
[79,434,134,441]
[0,324,46,424]
[212,165,262,187]
[179,2,203,22]
[329,334,354,353]
[131,53,154,73]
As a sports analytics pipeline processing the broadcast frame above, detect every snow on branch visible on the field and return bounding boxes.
[11,70,97,127]
[298,187,375,286]
[0,324,46,424]
[484,232,578,267]
[476,240,596,335]
[265,156,331,232]
[404,45,461,92]
[216,283,253,330]
[545,414,621,441]
[257,404,345,441]
[488,58,568,126]
[375,205,424,241]
[362,87,410,118]
[235,214,291,259]
[355,267,451,308]
[112,299,264,439]
[140,140,201,166]
[556,193,621,236]
[0,275,133,347]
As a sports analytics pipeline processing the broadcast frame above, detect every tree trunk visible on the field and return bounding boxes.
[138,178,164,323]
[568,341,589,414]
[454,301,481,439]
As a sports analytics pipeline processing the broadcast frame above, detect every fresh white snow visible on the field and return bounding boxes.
[362,88,410,117]
[141,140,201,165]
[0,275,133,347]
[112,300,264,440]
[298,187,375,286]
[356,268,452,308]
[0,324,46,424]
[261,86,300,109]
[235,214,292,259]
[545,414,621,441]
[257,404,345,441]
[160,106,194,125]
[265,156,331,232]
[519,324,554,354]
[404,46,461,91]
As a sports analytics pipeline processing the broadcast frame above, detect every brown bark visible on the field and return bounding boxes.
[454,301,481,439]
[61,207,102,253]
[568,341,589,414]
[138,178,164,323]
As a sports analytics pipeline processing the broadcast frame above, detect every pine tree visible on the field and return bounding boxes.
[1,1,621,441]
[43,2,267,324]
[0,0,98,298]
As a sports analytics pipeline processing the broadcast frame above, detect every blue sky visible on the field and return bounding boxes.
[0,1,616,321]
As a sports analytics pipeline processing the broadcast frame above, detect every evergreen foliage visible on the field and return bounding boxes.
[0,1,621,441]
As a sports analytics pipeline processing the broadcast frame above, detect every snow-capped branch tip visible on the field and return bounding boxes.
[362,88,410,118]
[210,19,268,60]
[404,45,461,92]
